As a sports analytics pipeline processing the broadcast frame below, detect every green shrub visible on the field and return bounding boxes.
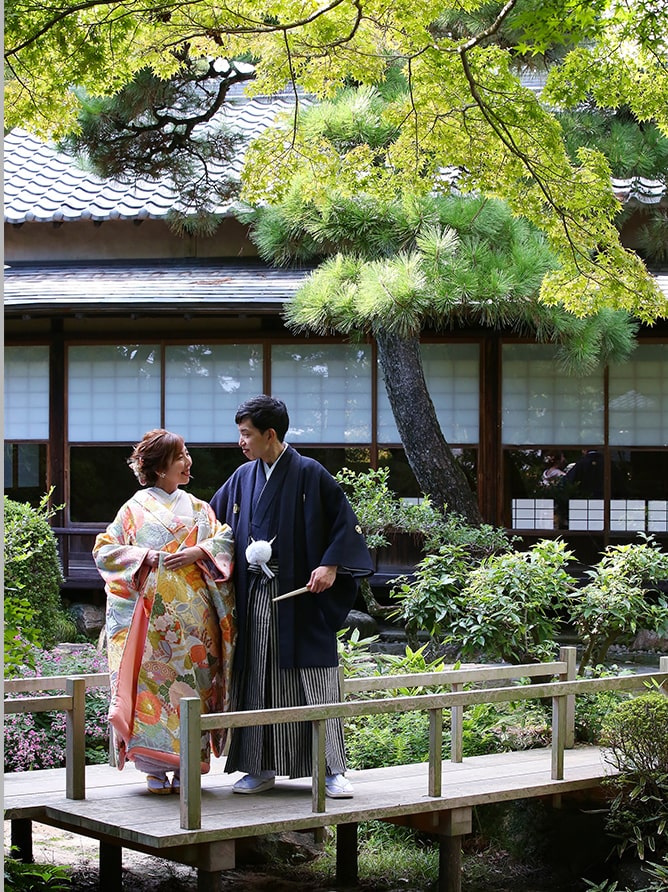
[391,544,474,644]
[445,538,575,664]
[336,466,514,557]
[570,537,668,675]
[601,692,668,862]
[4,596,41,677]
[4,857,71,890]
[574,678,631,744]
[4,493,75,648]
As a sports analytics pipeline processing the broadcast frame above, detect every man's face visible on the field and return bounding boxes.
[237,418,273,462]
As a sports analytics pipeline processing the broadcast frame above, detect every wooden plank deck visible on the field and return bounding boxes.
[11,650,664,891]
[5,746,612,848]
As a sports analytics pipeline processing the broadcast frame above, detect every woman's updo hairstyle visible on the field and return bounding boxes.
[127,429,184,486]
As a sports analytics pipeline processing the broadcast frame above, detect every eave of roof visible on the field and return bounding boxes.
[3,260,315,316]
[4,261,668,319]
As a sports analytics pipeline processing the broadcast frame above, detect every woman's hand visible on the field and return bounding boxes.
[144,550,161,569]
[163,546,205,571]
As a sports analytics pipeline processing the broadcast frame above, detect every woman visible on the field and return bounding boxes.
[93,429,235,794]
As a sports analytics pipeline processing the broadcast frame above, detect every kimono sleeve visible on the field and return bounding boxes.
[92,503,150,599]
[191,500,235,583]
[316,471,374,578]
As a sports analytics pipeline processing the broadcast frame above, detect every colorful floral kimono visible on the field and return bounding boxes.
[93,488,235,774]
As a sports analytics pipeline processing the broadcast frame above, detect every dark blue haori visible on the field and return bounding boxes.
[210,446,374,778]
[210,445,374,671]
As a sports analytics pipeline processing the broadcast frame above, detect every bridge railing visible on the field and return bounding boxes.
[343,644,578,761]
[4,673,111,799]
[5,651,668,834]
[178,649,668,830]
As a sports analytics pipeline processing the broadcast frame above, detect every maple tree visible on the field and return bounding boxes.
[5,0,668,321]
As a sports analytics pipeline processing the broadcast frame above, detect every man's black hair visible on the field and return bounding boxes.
[235,395,289,441]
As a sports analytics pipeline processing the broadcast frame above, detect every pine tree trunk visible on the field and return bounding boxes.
[376,327,482,524]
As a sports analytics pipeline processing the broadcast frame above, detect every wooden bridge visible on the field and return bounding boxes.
[5,649,668,892]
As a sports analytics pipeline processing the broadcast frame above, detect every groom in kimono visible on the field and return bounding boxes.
[210,394,374,798]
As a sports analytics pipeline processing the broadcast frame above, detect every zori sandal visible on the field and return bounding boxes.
[146,773,171,794]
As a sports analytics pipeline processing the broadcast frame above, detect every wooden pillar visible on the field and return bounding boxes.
[436,807,472,892]
[66,676,86,800]
[196,840,235,892]
[10,819,33,863]
[99,841,122,892]
[48,319,66,526]
[439,836,463,892]
[197,870,223,892]
[479,333,502,524]
[336,822,358,886]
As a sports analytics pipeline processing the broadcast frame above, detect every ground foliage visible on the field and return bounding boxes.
[601,693,668,864]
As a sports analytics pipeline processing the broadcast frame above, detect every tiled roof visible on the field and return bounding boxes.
[4,87,666,225]
[3,260,315,314]
[4,92,300,225]
[612,177,666,205]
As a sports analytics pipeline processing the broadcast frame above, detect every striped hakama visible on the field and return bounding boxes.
[225,564,347,779]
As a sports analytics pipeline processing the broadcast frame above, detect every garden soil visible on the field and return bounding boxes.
[4,820,593,891]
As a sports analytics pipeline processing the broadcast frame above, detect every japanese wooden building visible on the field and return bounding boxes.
[5,88,668,598]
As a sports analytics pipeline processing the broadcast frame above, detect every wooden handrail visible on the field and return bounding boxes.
[342,659,569,693]
[5,674,111,798]
[4,673,110,694]
[5,652,667,830]
[178,653,668,830]
[4,676,87,800]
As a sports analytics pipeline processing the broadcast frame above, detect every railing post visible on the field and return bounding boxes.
[429,708,443,797]
[312,719,327,813]
[66,677,86,800]
[559,646,577,748]
[659,656,668,690]
[551,693,566,780]
[180,697,202,830]
[450,683,463,763]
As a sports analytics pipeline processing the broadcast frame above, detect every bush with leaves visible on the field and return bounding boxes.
[4,493,76,651]
[337,466,513,556]
[574,666,632,744]
[390,544,475,647]
[570,536,668,675]
[4,596,42,677]
[601,691,668,863]
[391,525,667,671]
[4,644,110,772]
[4,858,71,891]
[447,538,576,664]
[336,466,513,622]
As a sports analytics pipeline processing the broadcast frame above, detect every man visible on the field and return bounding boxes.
[210,395,374,798]
[565,449,604,498]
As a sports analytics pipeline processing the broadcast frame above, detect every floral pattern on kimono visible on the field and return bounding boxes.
[93,489,235,773]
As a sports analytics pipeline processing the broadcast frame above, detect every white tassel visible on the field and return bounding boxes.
[245,538,275,578]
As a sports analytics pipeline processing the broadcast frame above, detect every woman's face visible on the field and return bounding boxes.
[158,441,192,491]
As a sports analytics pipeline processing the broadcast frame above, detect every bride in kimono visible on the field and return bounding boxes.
[93,429,236,794]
